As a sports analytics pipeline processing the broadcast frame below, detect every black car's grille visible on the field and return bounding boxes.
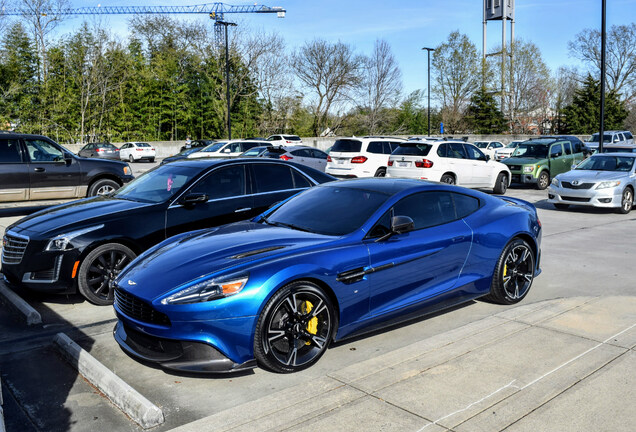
[562,181,594,189]
[561,196,591,202]
[1,233,29,265]
[508,165,521,171]
[115,288,171,326]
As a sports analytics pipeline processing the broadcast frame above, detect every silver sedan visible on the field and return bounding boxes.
[547,153,636,214]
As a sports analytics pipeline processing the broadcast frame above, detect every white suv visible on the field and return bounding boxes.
[326,136,405,178]
[386,140,511,194]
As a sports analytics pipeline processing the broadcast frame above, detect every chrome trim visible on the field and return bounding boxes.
[1,231,30,265]
[22,255,63,283]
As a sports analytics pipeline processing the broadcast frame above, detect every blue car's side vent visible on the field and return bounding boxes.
[230,246,286,259]
[337,267,366,284]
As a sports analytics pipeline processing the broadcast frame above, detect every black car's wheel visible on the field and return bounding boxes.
[493,172,508,194]
[554,203,569,210]
[440,174,455,185]
[87,178,119,197]
[128,154,135,163]
[617,187,633,214]
[536,171,550,190]
[254,281,336,373]
[78,243,136,305]
[374,168,386,177]
[484,238,535,305]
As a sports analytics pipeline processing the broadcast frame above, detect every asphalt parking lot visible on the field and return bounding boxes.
[1,167,635,431]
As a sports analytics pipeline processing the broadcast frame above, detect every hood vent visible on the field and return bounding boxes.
[230,246,286,259]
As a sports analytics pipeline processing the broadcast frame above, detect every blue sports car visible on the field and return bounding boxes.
[113,179,542,373]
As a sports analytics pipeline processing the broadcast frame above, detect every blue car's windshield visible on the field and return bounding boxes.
[266,185,390,236]
[113,165,202,203]
[575,155,635,172]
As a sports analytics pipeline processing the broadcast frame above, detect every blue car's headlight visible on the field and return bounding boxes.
[161,275,249,305]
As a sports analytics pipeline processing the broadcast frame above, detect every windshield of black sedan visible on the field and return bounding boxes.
[575,156,635,172]
[512,143,549,158]
[113,165,202,203]
[267,186,390,236]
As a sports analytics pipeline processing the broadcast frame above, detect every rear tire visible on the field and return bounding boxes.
[129,154,135,163]
[77,243,136,305]
[617,187,633,214]
[484,238,535,305]
[374,168,386,177]
[440,174,455,185]
[493,172,508,194]
[149,157,155,163]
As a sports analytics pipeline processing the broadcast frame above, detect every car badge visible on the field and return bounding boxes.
[127,280,137,286]
[571,180,579,185]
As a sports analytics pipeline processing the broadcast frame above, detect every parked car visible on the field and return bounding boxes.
[0,132,133,202]
[180,139,215,153]
[548,153,636,213]
[77,142,120,160]
[503,137,586,189]
[238,146,286,158]
[494,141,524,160]
[586,130,634,152]
[119,142,156,163]
[161,147,205,165]
[112,178,542,374]
[600,145,636,154]
[187,140,267,159]
[278,145,329,172]
[266,135,303,145]
[472,141,505,159]
[543,135,589,157]
[387,140,511,194]
[326,136,406,178]
[1,159,334,305]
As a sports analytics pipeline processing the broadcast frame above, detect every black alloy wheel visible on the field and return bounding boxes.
[485,238,535,305]
[77,243,136,305]
[254,281,335,373]
[618,188,633,214]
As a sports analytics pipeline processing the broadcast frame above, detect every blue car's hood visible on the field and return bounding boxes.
[8,197,155,237]
[117,221,335,301]
[558,170,629,182]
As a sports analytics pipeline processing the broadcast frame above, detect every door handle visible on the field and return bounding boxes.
[34,167,45,172]
[451,235,465,243]
[234,207,252,213]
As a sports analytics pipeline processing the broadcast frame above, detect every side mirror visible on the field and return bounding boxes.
[391,215,414,234]
[64,152,73,164]
[484,154,491,161]
[180,192,208,206]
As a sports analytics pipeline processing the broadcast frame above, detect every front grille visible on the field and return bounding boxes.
[1,233,29,265]
[562,181,594,189]
[115,288,171,326]
[561,196,591,202]
[508,165,521,171]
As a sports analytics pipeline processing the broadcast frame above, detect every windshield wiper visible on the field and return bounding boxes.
[263,218,313,233]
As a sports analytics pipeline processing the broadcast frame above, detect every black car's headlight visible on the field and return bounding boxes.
[161,275,249,305]
[45,225,104,251]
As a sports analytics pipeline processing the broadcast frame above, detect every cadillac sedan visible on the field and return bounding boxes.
[113,178,542,374]
[547,153,636,213]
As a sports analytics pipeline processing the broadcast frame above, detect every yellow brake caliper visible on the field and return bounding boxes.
[303,301,318,345]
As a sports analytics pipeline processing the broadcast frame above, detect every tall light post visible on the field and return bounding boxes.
[599,0,607,153]
[422,47,435,136]
[216,20,237,140]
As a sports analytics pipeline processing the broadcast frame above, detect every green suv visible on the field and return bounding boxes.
[503,137,586,189]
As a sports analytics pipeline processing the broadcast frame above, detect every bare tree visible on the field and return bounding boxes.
[552,66,580,133]
[432,31,480,133]
[358,39,402,134]
[292,39,363,136]
[568,23,636,99]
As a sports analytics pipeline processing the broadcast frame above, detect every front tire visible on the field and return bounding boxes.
[493,172,508,194]
[254,281,336,373]
[617,187,633,214]
[77,243,136,305]
[88,178,119,197]
[536,171,550,190]
[484,238,535,305]
[440,174,455,185]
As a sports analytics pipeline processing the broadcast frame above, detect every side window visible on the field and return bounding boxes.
[625,132,633,140]
[452,193,480,218]
[392,191,457,230]
[0,139,23,163]
[291,170,312,188]
[190,165,246,200]
[367,142,383,154]
[368,209,392,238]
[242,142,260,151]
[550,144,563,158]
[25,139,64,162]
[437,143,448,158]
[449,143,467,159]
[311,149,328,159]
[389,142,401,153]
[564,142,573,155]
[291,149,312,157]
[464,144,485,160]
[252,164,295,193]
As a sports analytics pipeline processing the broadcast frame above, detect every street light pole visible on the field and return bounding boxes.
[422,47,435,137]
[599,0,607,153]
[216,20,237,140]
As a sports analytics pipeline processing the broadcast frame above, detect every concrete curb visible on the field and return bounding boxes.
[0,282,41,326]
[53,333,164,429]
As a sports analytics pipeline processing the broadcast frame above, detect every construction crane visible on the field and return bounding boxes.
[1,2,287,140]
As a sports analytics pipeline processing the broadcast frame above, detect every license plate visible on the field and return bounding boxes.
[398,161,409,167]
[337,159,345,164]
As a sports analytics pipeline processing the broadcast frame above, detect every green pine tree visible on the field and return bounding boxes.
[464,87,506,134]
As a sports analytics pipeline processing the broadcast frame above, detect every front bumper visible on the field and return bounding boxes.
[510,172,538,184]
[114,321,256,373]
[547,185,622,208]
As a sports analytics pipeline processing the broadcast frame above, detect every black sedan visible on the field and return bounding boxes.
[1,159,334,305]
[180,139,215,153]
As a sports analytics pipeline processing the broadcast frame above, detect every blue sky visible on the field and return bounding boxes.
[61,0,636,96]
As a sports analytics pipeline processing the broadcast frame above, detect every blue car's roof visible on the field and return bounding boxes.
[319,178,436,194]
